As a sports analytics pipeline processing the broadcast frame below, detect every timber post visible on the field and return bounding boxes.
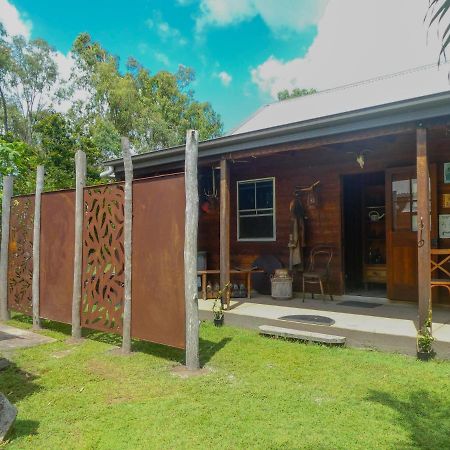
[121,137,133,354]
[417,126,431,332]
[0,176,13,321]
[184,129,200,370]
[220,158,230,308]
[32,165,44,330]
[71,150,86,340]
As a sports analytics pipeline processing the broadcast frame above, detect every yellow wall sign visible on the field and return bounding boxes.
[444,194,450,208]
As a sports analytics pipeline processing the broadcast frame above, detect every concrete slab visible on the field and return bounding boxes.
[259,325,346,345]
[199,294,450,358]
[0,324,55,351]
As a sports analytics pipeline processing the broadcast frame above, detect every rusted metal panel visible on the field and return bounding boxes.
[8,195,34,314]
[131,174,186,349]
[81,183,125,333]
[40,190,75,324]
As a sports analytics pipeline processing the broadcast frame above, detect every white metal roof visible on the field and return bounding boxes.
[231,63,450,135]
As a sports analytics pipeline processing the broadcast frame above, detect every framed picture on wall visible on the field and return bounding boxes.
[439,214,450,238]
[444,163,450,184]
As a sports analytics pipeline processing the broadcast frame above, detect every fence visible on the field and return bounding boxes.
[5,173,186,349]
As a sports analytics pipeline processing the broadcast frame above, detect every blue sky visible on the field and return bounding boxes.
[1,0,443,133]
[5,0,317,131]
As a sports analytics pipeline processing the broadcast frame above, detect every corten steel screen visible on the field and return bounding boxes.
[81,183,125,333]
[131,174,186,349]
[8,195,34,314]
[40,190,75,324]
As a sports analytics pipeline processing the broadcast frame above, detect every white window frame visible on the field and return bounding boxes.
[237,177,276,242]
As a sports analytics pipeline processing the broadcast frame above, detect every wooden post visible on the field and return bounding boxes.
[0,176,13,321]
[32,165,44,330]
[121,137,133,354]
[417,126,431,331]
[184,129,199,370]
[220,158,230,308]
[71,151,86,340]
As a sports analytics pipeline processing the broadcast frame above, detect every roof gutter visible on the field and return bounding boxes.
[108,91,450,175]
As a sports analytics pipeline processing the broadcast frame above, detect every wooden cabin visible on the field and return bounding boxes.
[108,65,450,328]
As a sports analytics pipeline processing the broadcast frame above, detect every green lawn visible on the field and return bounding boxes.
[1,314,450,450]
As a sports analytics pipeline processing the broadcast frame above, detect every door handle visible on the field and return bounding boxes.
[418,217,424,248]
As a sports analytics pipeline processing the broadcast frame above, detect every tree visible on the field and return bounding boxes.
[70,33,223,152]
[0,24,12,133]
[426,0,450,61]
[7,36,59,144]
[277,88,317,101]
[34,112,103,190]
[0,136,37,197]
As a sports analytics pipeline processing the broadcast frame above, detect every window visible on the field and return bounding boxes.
[237,178,275,241]
[392,175,430,232]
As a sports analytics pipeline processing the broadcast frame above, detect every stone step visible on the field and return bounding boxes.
[259,325,346,345]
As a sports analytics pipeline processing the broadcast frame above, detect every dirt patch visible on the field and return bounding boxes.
[170,365,210,378]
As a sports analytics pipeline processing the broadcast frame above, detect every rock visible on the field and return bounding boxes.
[0,393,17,442]
[0,359,10,371]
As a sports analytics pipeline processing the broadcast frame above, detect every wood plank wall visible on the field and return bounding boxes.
[197,129,450,297]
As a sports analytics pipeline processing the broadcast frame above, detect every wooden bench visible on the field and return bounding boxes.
[258,325,346,345]
[198,269,264,301]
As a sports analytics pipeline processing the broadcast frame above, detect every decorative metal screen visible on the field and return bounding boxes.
[8,195,34,314]
[81,183,125,332]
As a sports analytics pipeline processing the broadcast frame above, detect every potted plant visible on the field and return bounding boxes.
[417,312,435,361]
[212,283,231,327]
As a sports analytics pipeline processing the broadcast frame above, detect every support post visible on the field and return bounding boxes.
[121,137,133,354]
[220,158,230,308]
[32,166,44,330]
[71,150,86,340]
[0,176,13,321]
[417,126,431,331]
[184,129,199,370]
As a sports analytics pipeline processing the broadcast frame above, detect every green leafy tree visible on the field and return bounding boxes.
[0,24,12,133]
[34,112,103,190]
[427,1,450,60]
[71,33,223,151]
[0,136,37,196]
[7,35,59,144]
[277,88,317,101]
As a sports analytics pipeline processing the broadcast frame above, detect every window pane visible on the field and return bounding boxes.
[238,183,255,210]
[239,215,274,239]
[255,180,273,209]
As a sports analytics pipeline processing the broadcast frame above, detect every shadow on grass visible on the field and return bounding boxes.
[0,360,41,443]
[367,389,450,449]
[11,313,232,366]
[8,419,39,443]
[0,361,41,404]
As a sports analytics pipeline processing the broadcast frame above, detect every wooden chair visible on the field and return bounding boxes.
[431,249,450,295]
[302,246,334,301]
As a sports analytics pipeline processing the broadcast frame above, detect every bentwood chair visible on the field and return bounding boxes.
[302,246,334,301]
[430,249,450,295]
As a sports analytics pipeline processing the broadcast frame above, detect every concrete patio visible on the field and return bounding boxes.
[199,294,450,358]
[0,324,55,352]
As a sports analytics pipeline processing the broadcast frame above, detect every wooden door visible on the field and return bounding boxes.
[385,165,437,301]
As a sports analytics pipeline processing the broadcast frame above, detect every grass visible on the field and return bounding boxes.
[1,314,450,450]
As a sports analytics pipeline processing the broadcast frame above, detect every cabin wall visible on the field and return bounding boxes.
[197,128,450,297]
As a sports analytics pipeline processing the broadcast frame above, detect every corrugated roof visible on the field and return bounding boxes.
[231,63,450,135]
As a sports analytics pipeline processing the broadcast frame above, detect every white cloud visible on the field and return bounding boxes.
[251,0,445,99]
[216,70,232,86]
[154,51,170,67]
[0,0,32,38]
[146,11,187,46]
[195,0,328,34]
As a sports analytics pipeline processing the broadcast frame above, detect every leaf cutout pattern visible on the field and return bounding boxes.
[81,184,125,332]
[8,196,34,314]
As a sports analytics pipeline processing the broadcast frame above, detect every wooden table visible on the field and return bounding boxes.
[198,269,265,302]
